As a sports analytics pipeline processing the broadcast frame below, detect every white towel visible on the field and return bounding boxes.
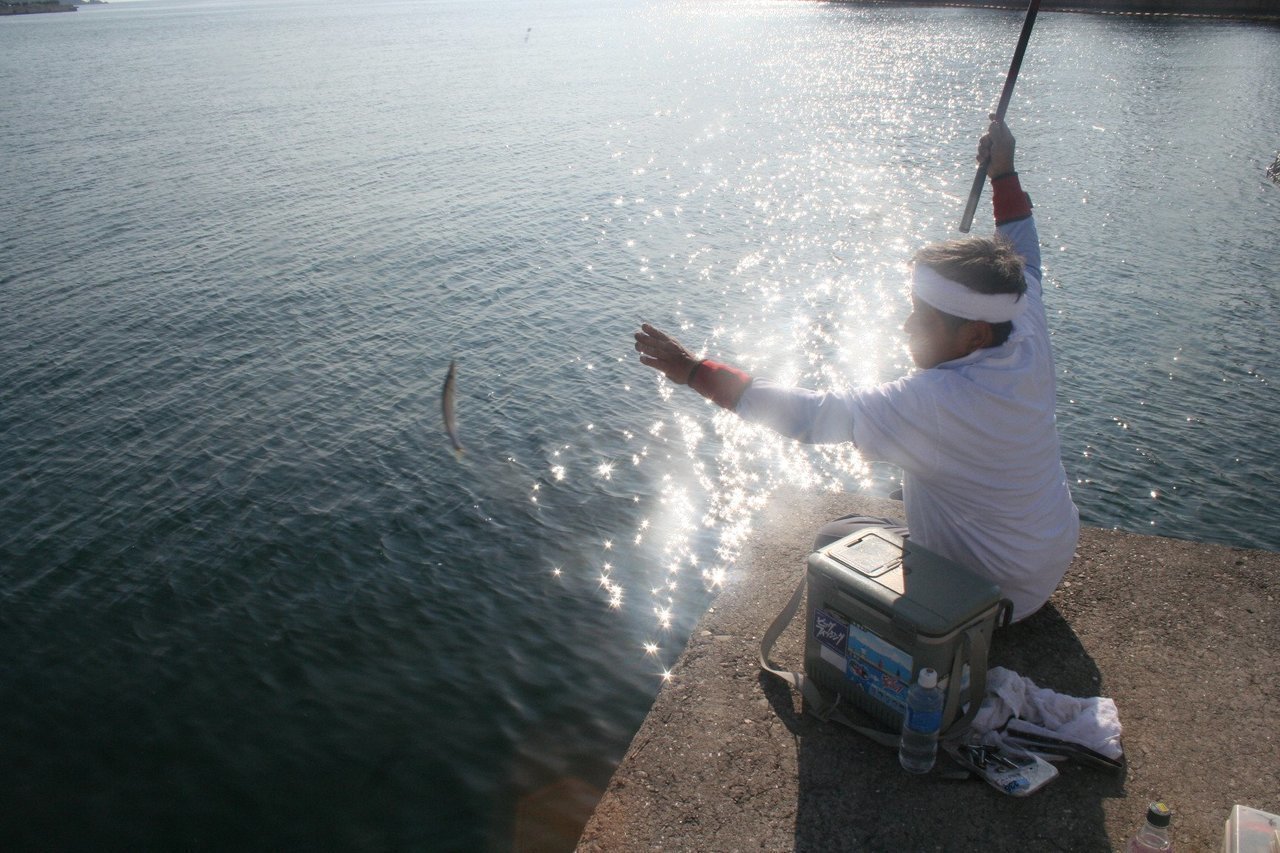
[971,667,1124,760]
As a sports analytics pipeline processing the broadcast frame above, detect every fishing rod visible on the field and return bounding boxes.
[959,0,1042,233]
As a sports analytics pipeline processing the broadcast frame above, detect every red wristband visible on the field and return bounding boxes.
[689,360,752,410]
[991,172,1033,224]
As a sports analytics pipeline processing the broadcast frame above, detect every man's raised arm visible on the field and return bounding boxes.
[980,116,1041,289]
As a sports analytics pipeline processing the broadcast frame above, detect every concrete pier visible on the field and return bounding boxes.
[578,491,1278,851]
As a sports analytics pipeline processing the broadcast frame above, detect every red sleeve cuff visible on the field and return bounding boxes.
[991,172,1033,224]
[689,360,752,410]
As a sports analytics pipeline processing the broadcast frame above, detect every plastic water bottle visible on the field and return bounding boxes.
[898,667,943,774]
[1127,802,1174,852]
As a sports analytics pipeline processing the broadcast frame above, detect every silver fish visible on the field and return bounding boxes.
[442,359,463,453]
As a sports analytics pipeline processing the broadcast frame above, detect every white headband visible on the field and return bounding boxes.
[912,265,1027,323]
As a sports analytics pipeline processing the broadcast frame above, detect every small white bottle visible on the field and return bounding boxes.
[1126,802,1173,852]
[898,667,943,774]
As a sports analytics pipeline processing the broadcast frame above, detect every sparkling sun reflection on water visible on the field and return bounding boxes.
[532,3,989,689]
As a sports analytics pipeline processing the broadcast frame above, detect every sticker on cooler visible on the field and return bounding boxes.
[812,609,913,716]
[814,609,849,671]
[845,620,913,715]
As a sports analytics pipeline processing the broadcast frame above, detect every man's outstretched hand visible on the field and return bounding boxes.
[634,323,699,384]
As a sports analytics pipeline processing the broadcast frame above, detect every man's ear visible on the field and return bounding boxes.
[960,320,994,355]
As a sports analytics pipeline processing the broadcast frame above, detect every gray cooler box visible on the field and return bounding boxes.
[804,527,1013,734]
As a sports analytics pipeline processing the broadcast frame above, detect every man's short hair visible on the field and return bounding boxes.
[913,237,1027,345]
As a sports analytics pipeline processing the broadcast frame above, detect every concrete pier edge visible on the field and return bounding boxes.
[578,490,1278,851]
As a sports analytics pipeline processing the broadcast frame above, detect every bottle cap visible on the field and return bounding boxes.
[1146,802,1171,827]
[917,668,938,689]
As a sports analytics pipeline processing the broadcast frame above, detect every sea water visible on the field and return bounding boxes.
[2,0,1278,848]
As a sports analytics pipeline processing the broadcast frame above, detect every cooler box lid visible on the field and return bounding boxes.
[809,528,1004,637]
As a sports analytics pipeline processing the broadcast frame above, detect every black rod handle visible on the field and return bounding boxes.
[959,0,1041,233]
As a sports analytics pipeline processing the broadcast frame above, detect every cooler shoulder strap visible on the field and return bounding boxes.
[758,571,900,748]
[939,599,1010,739]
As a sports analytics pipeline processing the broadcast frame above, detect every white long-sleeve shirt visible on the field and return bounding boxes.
[733,213,1079,620]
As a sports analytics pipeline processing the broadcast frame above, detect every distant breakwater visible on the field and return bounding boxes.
[824,0,1280,22]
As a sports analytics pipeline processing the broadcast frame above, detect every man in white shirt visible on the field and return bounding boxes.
[634,118,1078,621]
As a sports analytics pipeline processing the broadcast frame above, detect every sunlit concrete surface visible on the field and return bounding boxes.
[578,491,1278,851]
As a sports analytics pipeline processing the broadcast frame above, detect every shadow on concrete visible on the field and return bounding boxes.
[762,602,1125,852]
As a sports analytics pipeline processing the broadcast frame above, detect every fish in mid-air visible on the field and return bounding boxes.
[442,359,463,453]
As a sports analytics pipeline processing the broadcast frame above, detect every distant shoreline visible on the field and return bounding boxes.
[820,0,1280,23]
[1,0,108,15]
[1,2,76,14]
